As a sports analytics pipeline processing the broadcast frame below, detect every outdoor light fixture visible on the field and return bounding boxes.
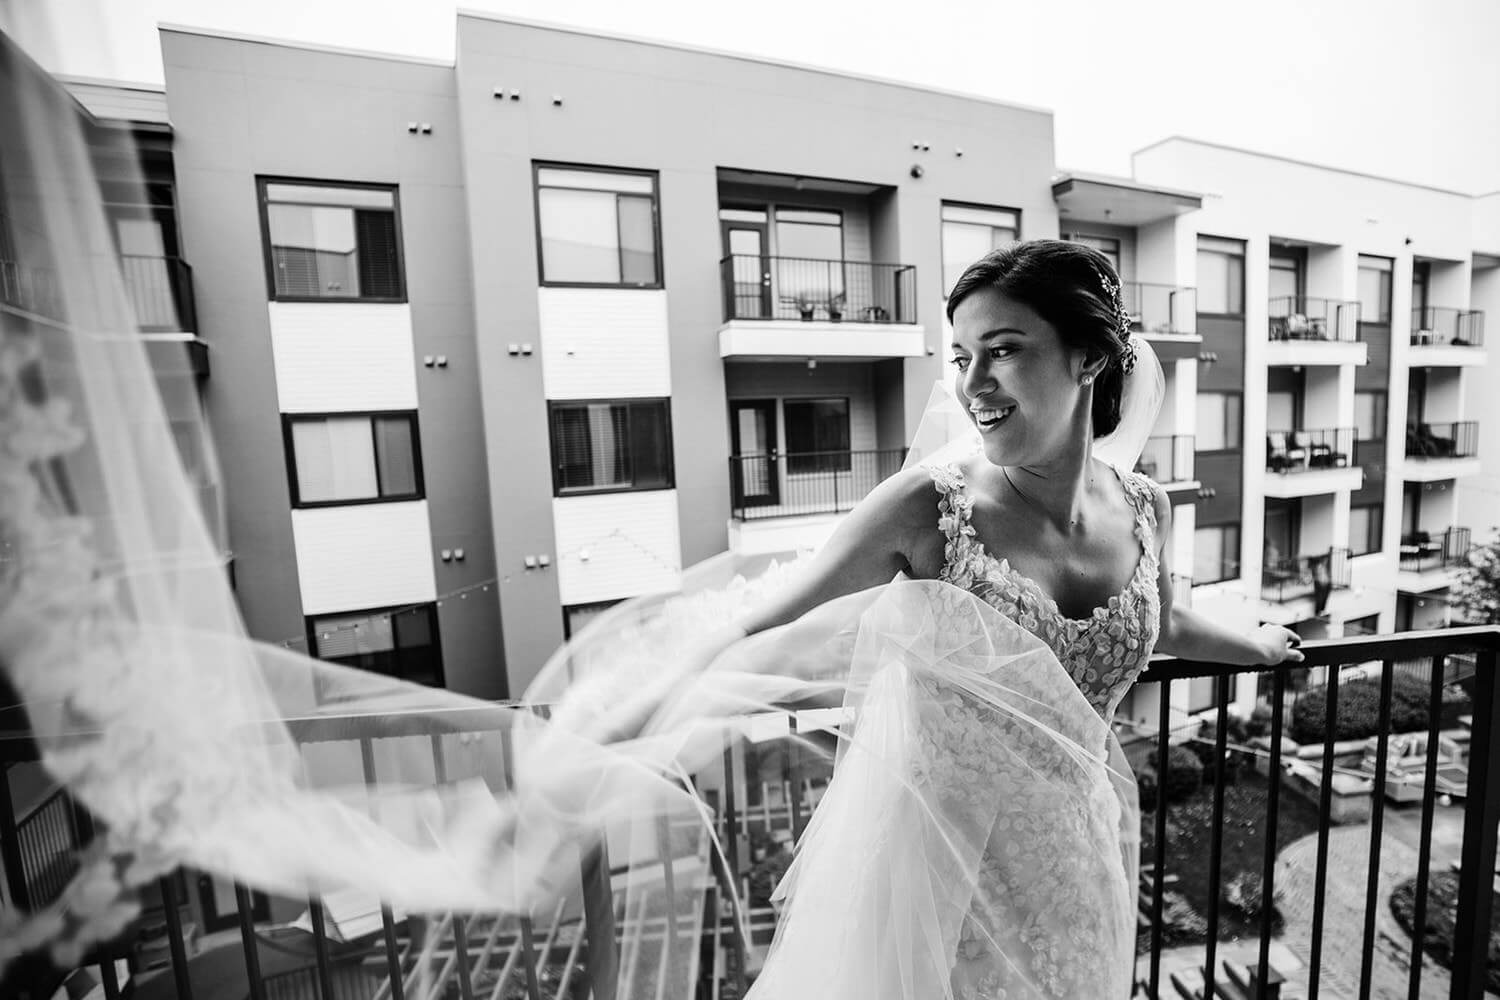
[910,164,924,179]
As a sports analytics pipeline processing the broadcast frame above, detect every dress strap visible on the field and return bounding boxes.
[928,463,976,552]
[1117,469,1160,551]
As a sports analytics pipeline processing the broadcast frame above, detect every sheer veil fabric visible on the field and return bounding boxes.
[0,10,1165,997]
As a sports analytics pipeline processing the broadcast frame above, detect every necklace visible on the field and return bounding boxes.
[1002,466,1088,528]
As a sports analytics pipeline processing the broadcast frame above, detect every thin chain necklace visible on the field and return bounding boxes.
[1001,466,1088,529]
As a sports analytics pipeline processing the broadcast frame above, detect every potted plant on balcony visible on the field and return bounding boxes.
[827,292,846,323]
[794,294,816,322]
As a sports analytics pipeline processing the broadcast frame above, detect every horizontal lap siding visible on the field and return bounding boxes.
[291,501,437,614]
[539,288,671,400]
[270,302,419,412]
[554,490,682,605]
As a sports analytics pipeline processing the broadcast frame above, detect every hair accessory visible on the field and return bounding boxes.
[1093,264,1138,375]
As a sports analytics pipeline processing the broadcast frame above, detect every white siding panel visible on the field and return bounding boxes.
[539,289,671,400]
[554,491,681,605]
[270,302,418,412]
[292,501,436,615]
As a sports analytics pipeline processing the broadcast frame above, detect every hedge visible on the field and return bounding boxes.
[1288,672,1471,745]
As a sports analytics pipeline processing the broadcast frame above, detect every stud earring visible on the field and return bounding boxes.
[1080,373,1094,387]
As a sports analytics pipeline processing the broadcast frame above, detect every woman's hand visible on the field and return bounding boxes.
[1252,624,1304,665]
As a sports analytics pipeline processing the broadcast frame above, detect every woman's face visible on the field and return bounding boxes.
[949,287,1093,468]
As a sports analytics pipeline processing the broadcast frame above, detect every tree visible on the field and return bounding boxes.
[1452,531,1500,625]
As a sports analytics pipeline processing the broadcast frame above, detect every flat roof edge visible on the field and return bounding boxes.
[157,23,454,69]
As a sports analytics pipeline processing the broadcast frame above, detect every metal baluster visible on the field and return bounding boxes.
[99,953,121,1000]
[360,737,405,1000]
[1356,661,1395,999]
[160,874,195,1000]
[236,883,267,1000]
[1307,665,1341,999]
[1148,679,1171,998]
[1453,647,1500,997]
[657,813,678,979]
[1406,655,1446,1000]
[429,734,476,1000]
[1255,670,1286,1000]
[307,899,336,1000]
[788,715,805,843]
[498,725,544,1000]
[1203,674,1231,998]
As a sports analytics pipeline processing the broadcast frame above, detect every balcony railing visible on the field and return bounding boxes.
[1123,282,1197,336]
[1267,296,1361,342]
[1171,573,1193,608]
[719,254,917,324]
[9,628,1500,1000]
[1266,427,1354,473]
[1261,546,1351,603]
[729,448,906,520]
[1134,434,1196,483]
[120,254,197,333]
[1400,526,1472,573]
[0,256,64,320]
[1411,307,1485,348]
[1406,420,1479,460]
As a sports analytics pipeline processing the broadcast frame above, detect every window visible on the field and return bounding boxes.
[1195,392,1242,451]
[1344,613,1380,636]
[563,600,622,640]
[1194,524,1240,584]
[1196,236,1245,315]
[260,181,403,301]
[285,412,421,507]
[784,398,851,473]
[942,203,1019,296]
[309,603,442,689]
[1354,391,1387,442]
[1412,261,1431,314]
[1357,255,1392,324]
[549,399,673,494]
[1063,234,1120,274]
[536,166,660,286]
[1349,502,1383,556]
[1268,247,1302,307]
[774,209,845,304]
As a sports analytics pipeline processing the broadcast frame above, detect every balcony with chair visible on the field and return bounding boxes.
[1263,427,1361,497]
[1403,421,1480,481]
[1409,307,1486,367]
[1265,296,1367,367]
[1261,545,1351,606]
[1398,526,1472,594]
[10,626,1500,1000]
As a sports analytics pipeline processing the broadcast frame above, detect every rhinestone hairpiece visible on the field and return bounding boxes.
[1094,266,1138,375]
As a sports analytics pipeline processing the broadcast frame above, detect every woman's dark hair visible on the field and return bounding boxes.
[946,239,1131,437]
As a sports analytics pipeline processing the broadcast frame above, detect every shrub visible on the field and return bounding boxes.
[1145,744,1204,804]
[1158,891,1208,946]
[1289,672,1472,745]
[1390,871,1500,990]
[1222,871,1281,931]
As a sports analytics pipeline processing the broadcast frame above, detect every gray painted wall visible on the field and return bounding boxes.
[162,30,504,698]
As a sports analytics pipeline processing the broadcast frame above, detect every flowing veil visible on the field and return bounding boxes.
[0,8,1165,996]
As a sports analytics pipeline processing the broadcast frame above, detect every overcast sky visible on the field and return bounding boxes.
[13,0,1500,194]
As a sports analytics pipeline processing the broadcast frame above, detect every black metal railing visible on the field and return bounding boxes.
[1406,420,1479,460]
[1171,573,1193,608]
[0,256,64,320]
[729,448,906,520]
[1411,307,1485,348]
[119,255,196,333]
[1261,546,1351,603]
[1137,627,1500,1000]
[1265,426,1354,473]
[719,254,917,324]
[1267,296,1361,342]
[8,626,1500,999]
[1134,435,1196,483]
[4,784,92,911]
[1123,282,1197,336]
[1400,526,1472,573]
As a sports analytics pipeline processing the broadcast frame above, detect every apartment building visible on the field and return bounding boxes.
[52,18,1498,712]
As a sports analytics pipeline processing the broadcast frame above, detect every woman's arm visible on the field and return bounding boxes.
[1148,485,1304,667]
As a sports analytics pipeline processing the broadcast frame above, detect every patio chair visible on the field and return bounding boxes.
[1266,432,1306,472]
[1410,423,1456,458]
[1293,431,1336,468]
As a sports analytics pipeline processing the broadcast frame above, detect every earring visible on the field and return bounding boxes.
[1080,373,1094,387]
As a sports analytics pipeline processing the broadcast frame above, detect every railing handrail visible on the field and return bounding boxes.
[1268,294,1362,311]
[719,252,914,268]
[728,446,903,459]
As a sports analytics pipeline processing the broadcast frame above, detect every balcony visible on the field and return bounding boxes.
[727,448,905,554]
[1263,427,1362,497]
[1124,282,1200,362]
[1266,296,1367,367]
[717,255,923,360]
[1404,421,1480,481]
[1261,546,1351,604]
[1410,308,1487,367]
[1399,526,1472,593]
[9,628,1500,1000]
[1133,435,1197,491]
[0,256,64,320]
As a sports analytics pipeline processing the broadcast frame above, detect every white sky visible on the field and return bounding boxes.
[16,0,1500,194]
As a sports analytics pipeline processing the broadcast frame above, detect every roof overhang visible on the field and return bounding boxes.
[1052,171,1202,227]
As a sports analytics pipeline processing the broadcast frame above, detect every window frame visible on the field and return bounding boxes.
[1354,390,1388,443]
[1193,523,1241,585]
[1357,254,1394,325]
[533,162,664,289]
[547,397,676,497]
[282,410,425,509]
[257,177,407,304]
[1194,391,1244,453]
[1196,235,1246,316]
[1349,501,1384,557]
[782,396,853,474]
[305,601,445,691]
[941,201,1021,298]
